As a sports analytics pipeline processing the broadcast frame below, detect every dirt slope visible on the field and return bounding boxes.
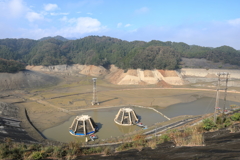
[27,64,107,77]
[5,64,240,89]
[79,65,108,76]
[0,70,60,91]
[104,65,125,84]
[26,64,184,86]
[105,66,184,85]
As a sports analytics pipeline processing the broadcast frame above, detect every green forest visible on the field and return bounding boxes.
[0,35,240,73]
[0,58,26,73]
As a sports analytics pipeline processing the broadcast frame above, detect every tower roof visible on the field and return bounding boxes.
[75,115,91,121]
[120,108,133,112]
[114,107,139,126]
[69,115,98,136]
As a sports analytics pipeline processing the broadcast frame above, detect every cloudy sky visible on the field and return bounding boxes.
[1,0,240,49]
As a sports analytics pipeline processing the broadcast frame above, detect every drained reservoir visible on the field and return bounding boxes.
[43,97,240,143]
[43,106,167,143]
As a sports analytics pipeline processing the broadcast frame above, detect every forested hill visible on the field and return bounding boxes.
[0,36,240,71]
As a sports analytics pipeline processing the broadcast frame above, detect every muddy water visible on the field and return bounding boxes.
[43,106,167,143]
[160,97,240,118]
[43,97,240,143]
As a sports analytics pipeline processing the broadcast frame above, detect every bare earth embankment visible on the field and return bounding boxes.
[0,70,61,91]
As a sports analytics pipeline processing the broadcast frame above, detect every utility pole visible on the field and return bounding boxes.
[214,73,220,123]
[91,78,99,105]
[222,73,229,117]
[214,72,229,123]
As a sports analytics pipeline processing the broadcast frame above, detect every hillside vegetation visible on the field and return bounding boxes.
[0,36,240,72]
[0,58,25,73]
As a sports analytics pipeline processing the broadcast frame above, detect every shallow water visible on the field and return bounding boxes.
[43,106,167,143]
[43,97,240,143]
[160,97,240,118]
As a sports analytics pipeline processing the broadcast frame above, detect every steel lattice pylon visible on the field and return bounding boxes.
[214,72,229,123]
[91,78,99,105]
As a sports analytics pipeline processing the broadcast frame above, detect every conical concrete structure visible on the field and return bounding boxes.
[69,115,98,136]
[114,108,139,126]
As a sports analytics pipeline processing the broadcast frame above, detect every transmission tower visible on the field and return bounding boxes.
[222,73,229,116]
[91,78,99,105]
[214,72,229,123]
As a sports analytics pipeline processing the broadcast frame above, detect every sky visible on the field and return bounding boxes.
[0,0,240,49]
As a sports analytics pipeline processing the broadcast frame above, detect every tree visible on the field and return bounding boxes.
[0,58,26,73]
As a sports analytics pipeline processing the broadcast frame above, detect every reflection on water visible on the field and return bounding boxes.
[43,106,167,143]
[43,97,240,143]
[115,123,137,134]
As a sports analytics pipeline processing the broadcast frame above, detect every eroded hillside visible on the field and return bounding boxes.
[27,64,184,86]
[1,64,240,91]
[0,70,60,91]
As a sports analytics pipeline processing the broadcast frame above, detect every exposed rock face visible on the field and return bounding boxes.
[79,65,108,77]
[27,64,108,77]
[27,64,184,85]
[27,65,83,73]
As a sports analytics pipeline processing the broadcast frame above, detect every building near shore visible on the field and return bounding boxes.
[114,108,139,126]
[69,115,98,136]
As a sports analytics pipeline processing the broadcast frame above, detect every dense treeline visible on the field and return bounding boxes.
[0,58,26,73]
[0,36,240,71]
